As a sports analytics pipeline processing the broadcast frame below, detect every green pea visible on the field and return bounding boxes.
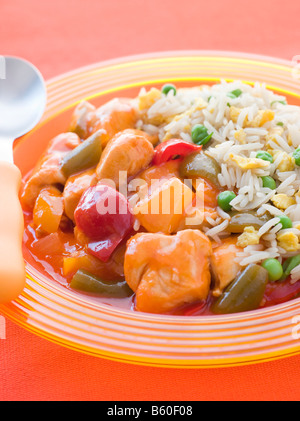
[227,89,242,99]
[217,190,236,212]
[161,83,176,96]
[277,215,293,230]
[276,122,284,126]
[261,176,276,190]
[256,151,274,163]
[191,124,213,146]
[293,147,300,166]
[261,258,283,282]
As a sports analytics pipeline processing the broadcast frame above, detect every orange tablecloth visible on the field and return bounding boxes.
[2,0,300,401]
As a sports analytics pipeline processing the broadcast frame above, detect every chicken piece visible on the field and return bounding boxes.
[96,129,154,189]
[91,98,138,148]
[21,133,81,209]
[124,229,212,314]
[210,237,242,296]
[69,101,96,139]
[63,168,98,221]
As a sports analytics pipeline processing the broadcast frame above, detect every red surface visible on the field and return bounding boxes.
[2,0,300,401]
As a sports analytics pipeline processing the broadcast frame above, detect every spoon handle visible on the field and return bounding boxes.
[0,160,26,303]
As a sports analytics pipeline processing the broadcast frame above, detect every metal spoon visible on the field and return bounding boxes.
[0,56,46,303]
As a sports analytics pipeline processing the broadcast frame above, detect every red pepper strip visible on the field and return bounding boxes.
[152,139,202,166]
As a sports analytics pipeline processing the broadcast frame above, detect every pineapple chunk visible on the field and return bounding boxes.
[133,177,194,234]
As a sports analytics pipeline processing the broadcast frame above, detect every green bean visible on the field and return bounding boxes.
[211,264,268,314]
[70,269,133,297]
[281,255,300,281]
[226,211,271,233]
[60,130,103,177]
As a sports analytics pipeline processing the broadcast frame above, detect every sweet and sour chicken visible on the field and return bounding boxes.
[21,87,300,316]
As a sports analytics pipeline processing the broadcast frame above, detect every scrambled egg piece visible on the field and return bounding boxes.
[277,232,300,252]
[229,106,244,124]
[229,108,274,128]
[234,129,246,144]
[265,126,284,149]
[138,88,161,111]
[228,153,270,170]
[237,226,260,248]
[271,194,296,210]
[287,133,293,146]
[248,110,274,128]
[270,150,295,172]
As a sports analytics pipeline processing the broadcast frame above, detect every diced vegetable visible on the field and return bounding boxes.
[191,124,213,146]
[133,177,193,234]
[226,211,271,233]
[33,186,64,235]
[63,245,125,281]
[179,151,221,187]
[271,100,287,106]
[256,151,274,163]
[277,215,293,230]
[227,89,242,98]
[212,264,269,314]
[263,276,300,307]
[217,190,236,212]
[261,175,276,190]
[70,269,133,297]
[161,83,176,96]
[281,254,300,281]
[74,184,134,262]
[261,258,283,282]
[293,147,300,166]
[60,130,103,177]
[152,139,202,166]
